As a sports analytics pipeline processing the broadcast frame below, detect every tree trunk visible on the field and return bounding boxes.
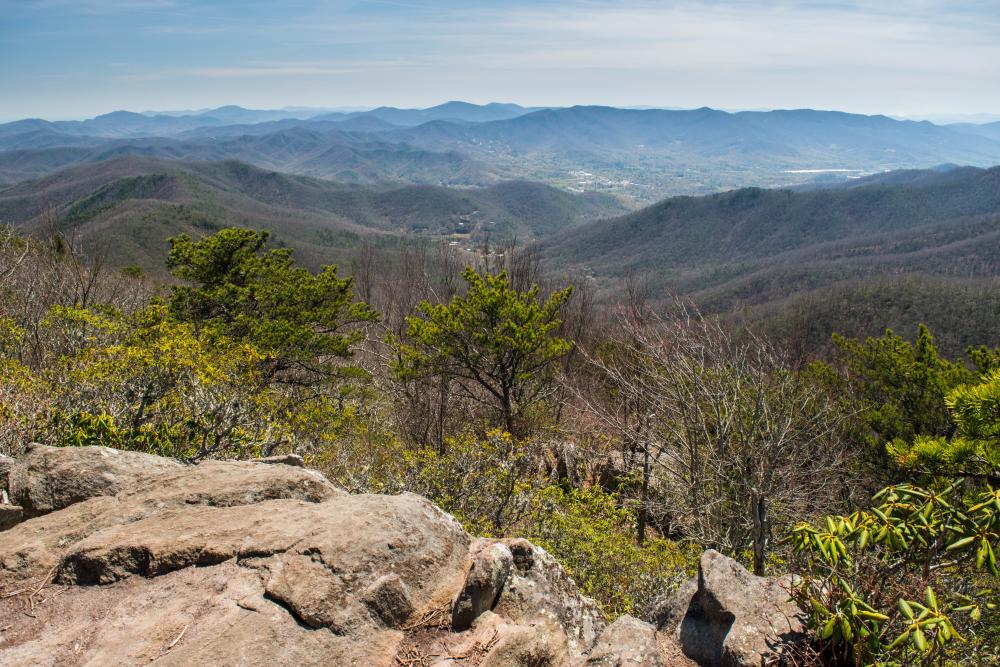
[751,491,768,575]
[501,386,516,437]
[637,441,650,545]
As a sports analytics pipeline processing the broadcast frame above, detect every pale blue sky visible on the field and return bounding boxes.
[2,0,999,120]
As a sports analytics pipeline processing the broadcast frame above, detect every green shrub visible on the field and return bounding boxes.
[521,484,699,619]
[394,430,536,535]
[786,483,999,665]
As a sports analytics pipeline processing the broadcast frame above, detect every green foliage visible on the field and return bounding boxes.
[44,411,201,459]
[787,482,1000,665]
[0,317,24,357]
[890,369,1000,481]
[37,304,277,458]
[392,266,572,436]
[0,345,43,457]
[167,228,377,376]
[832,325,974,447]
[967,345,1000,375]
[522,485,700,619]
[0,228,380,461]
[395,430,535,534]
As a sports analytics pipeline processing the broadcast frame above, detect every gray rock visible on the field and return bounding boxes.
[658,550,806,667]
[0,455,20,532]
[585,615,664,666]
[650,576,698,633]
[364,574,415,628]
[0,454,14,489]
[452,540,514,630]
[0,503,23,531]
[6,443,182,518]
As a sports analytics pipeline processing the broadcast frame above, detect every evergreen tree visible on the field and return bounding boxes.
[891,369,1000,483]
[167,228,378,381]
[392,267,572,437]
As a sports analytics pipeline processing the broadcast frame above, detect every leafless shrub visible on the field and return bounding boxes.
[570,298,851,572]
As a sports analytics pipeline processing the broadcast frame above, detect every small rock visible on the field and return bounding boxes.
[254,454,305,467]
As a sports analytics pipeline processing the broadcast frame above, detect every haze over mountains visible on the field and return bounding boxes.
[4,102,1000,202]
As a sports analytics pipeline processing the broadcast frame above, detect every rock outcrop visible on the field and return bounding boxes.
[0,444,806,666]
[653,550,807,667]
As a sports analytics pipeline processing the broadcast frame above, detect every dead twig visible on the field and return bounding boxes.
[0,588,30,599]
[149,623,190,662]
[166,624,188,650]
[447,628,501,663]
[401,603,451,631]
[394,646,440,667]
[27,564,59,612]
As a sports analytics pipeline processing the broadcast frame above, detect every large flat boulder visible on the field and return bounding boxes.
[0,444,343,535]
[1,488,470,666]
[0,445,805,665]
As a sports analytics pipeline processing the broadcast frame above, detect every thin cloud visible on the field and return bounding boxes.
[115,64,366,82]
[3,0,999,118]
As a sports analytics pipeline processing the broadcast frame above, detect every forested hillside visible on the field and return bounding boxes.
[0,156,625,272]
[541,166,1000,354]
[545,165,1000,274]
[5,158,999,358]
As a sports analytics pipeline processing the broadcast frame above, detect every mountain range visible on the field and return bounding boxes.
[4,103,1000,202]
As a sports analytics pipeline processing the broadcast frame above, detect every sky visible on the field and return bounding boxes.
[2,0,999,121]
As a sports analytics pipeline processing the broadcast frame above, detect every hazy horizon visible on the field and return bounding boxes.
[3,1,999,122]
[6,101,1000,126]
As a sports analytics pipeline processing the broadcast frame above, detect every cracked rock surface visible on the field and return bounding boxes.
[0,445,802,666]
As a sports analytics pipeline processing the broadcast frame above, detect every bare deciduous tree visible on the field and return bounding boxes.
[573,300,850,573]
